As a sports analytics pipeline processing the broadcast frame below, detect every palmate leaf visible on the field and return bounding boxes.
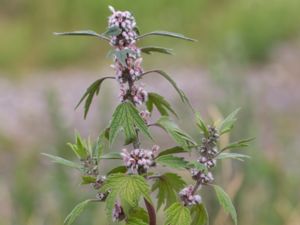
[213,185,237,225]
[100,173,151,219]
[165,202,192,225]
[156,155,188,169]
[137,30,197,42]
[64,199,94,225]
[218,108,240,135]
[109,102,152,146]
[157,116,196,149]
[151,173,186,210]
[146,92,178,117]
[127,218,148,225]
[67,132,90,160]
[75,76,115,119]
[141,70,192,107]
[190,204,209,225]
[54,30,110,41]
[41,153,81,170]
[216,152,250,161]
[127,207,149,225]
[156,146,187,158]
[141,46,173,55]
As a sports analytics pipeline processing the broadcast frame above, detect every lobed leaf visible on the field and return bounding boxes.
[165,202,192,225]
[41,153,81,170]
[75,76,115,119]
[190,204,209,225]
[146,92,178,117]
[64,199,93,225]
[141,46,173,55]
[109,102,152,146]
[54,30,110,41]
[152,173,186,210]
[137,30,197,42]
[156,155,188,169]
[213,185,237,225]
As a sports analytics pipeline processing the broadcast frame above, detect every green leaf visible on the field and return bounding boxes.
[41,153,81,170]
[75,76,115,119]
[107,166,127,175]
[187,161,207,172]
[218,108,240,135]
[127,207,149,225]
[221,138,254,152]
[146,92,178,117]
[152,173,186,210]
[100,174,151,218]
[156,155,188,169]
[165,202,192,225]
[141,46,173,55]
[113,49,136,67]
[157,116,196,149]
[81,176,96,185]
[103,26,122,36]
[67,132,90,160]
[141,70,191,105]
[100,152,122,160]
[109,102,152,146]
[195,112,209,138]
[157,146,187,158]
[137,30,197,42]
[190,204,209,225]
[64,199,93,225]
[216,153,250,161]
[213,185,237,225]
[54,30,110,41]
[127,218,148,225]
[92,128,109,159]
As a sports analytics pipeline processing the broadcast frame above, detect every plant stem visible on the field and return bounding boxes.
[144,198,157,225]
[192,180,202,195]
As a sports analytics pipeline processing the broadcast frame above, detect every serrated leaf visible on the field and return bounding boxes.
[100,174,151,218]
[141,70,191,106]
[218,108,240,135]
[157,146,187,158]
[113,49,137,67]
[213,185,237,225]
[221,138,254,152]
[75,77,115,119]
[100,152,122,159]
[109,102,152,146]
[156,155,188,169]
[195,112,209,138]
[127,207,149,225]
[107,166,127,175]
[165,202,192,225]
[64,199,93,225]
[152,173,186,210]
[103,26,122,37]
[81,176,96,185]
[216,153,250,161]
[157,116,196,149]
[137,30,196,42]
[41,153,81,170]
[146,92,178,117]
[92,128,109,159]
[141,46,173,55]
[67,132,90,160]
[127,218,148,225]
[190,204,209,225]
[54,30,110,41]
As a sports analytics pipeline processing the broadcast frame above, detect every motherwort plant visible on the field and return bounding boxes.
[44,6,252,225]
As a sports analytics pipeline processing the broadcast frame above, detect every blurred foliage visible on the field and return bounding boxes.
[1,0,300,74]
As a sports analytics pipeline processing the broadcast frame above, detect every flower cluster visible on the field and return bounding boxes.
[190,168,214,185]
[179,185,202,206]
[112,202,126,222]
[121,145,159,173]
[108,6,146,105]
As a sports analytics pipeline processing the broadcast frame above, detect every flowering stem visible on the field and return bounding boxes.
[192,180,202,195]
[144,198,156,225]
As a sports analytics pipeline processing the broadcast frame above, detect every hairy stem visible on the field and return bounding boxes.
[144,198,157,225]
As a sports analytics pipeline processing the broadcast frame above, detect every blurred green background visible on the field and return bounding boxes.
[1,0,300,224]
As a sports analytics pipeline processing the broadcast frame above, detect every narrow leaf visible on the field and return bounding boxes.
[100,152,122,160]
[41,153,81,170]
[81,176,96,185]
[216,153,250,161]
[103,26,122,37]
[213,185,237,225]
[54,30,110,41]
[146,92,178,117]
[64,199,93,225]
[156,155,188,169]
[141,46,173,55]
[218,108,240,135]
[221,138,255,152]
[107,166,127,175]
[195,112,209,137]
[137,30,197,42]
[157,146,187,158]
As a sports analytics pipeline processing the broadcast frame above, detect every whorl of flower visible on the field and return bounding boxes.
[121,145,159,173]
[112,202,125,222]
[179,185,202,206]
[190,168,214,185]
[140,110,151,124]
[92,175,106,190]
[108,6,145,104]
